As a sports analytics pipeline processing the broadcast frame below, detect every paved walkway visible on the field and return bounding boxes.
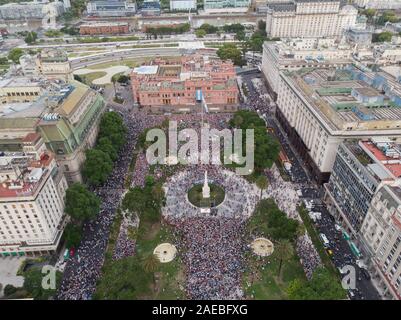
[73,66,130,85]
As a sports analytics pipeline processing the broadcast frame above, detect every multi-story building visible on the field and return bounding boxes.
[0,1,65,21]
[0,133,68,257]
[0,78,106,184]
[203,0,250,13]
[346,28,373,46]
[170,0,197,11]
[35,49,73,82]
[79,22,130,35]
[274,64,401,183]
[86,0,136,17]
[324,139,401,236]
[360,184,401,300]
[130,55,239,113]
[265,1,358,38]
[140,0,161,16]
[19,49,73,82]
[354,0,401,9]
[261,38,356,98]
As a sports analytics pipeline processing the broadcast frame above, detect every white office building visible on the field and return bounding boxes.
[265,0,358,38]
[170,0,196,10]
[361,184,401,299]
[0,133,68,257]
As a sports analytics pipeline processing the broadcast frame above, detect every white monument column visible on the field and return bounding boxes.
[202,170,210,199]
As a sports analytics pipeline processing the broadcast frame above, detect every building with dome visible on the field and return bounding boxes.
[265,0,358,38]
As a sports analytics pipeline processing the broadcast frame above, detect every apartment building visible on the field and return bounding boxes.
[324,139,401,236]
[0,133,68,257]
[360,184,401,299]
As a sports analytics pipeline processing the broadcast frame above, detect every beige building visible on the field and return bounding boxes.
[35,49,73,82]
[0,77,43,104]
[274,65,401,183]
[0,78,106,184]
[0,133,68,256]
[261,38,355,98]
[265,1,358,38]
[360,184,401,300]
[19,49,73,82]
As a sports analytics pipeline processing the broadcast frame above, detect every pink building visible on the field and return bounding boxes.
[130,55,239,113]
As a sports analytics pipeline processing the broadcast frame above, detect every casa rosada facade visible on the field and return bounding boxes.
[130,55,239,113]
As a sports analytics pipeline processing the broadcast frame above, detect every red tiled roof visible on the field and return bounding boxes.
[361,141,401,178]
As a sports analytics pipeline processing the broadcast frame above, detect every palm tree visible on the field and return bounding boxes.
[111,75,117,98]
[255,175,268,199]
[233,115,243,127]
[141,253,160,291]
[296,224,306,238]
[152,184,165,202]
[275,240,294,280]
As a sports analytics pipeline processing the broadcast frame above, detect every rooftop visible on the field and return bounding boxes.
[80,21,129,28]
[284,65,401,131]
[0,151,54,199]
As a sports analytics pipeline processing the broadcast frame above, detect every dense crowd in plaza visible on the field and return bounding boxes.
[296,235,323,279]
[112,213,139,261]
[56,80,323,299]
[56,110,166,299]
[163,166,257,219]
[170,217,246,300]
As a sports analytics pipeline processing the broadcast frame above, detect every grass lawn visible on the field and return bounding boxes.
[95,209,185,299]
[88,56,180,70]
[78,71,107,85]
[187,183,225,208]
[88,58,148,70]
[243,250,306,300]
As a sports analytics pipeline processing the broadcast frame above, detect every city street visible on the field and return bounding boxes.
[240,68,381,300]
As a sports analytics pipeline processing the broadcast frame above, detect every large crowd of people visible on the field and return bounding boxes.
[163,166,257,219]
[56,78,323,299]
[169,217,246,300]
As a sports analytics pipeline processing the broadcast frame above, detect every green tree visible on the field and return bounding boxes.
[375,31,393,43]
[275,240,294,279]
[199,23,219,34]
[217,43,244,66]
[287,267,346,300]
[8,48,24,64]
[255,175,268,198]
[222,23,245,34]
[152,183,165,202]
[117,74,129,83]
[195,29,207,38]
[141,253,160,290]
[94,256,152,299]
[230,110,280,173]
[258,20,267,33]
[97,137,118,162]
[122,187,148,215]
[24,31,37,44]
[65,183,100,222]
[23,267,62,300]
[83,149,113,186]
[98,111,127,152]
[63,223,82,248]
[3,284,18,297]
